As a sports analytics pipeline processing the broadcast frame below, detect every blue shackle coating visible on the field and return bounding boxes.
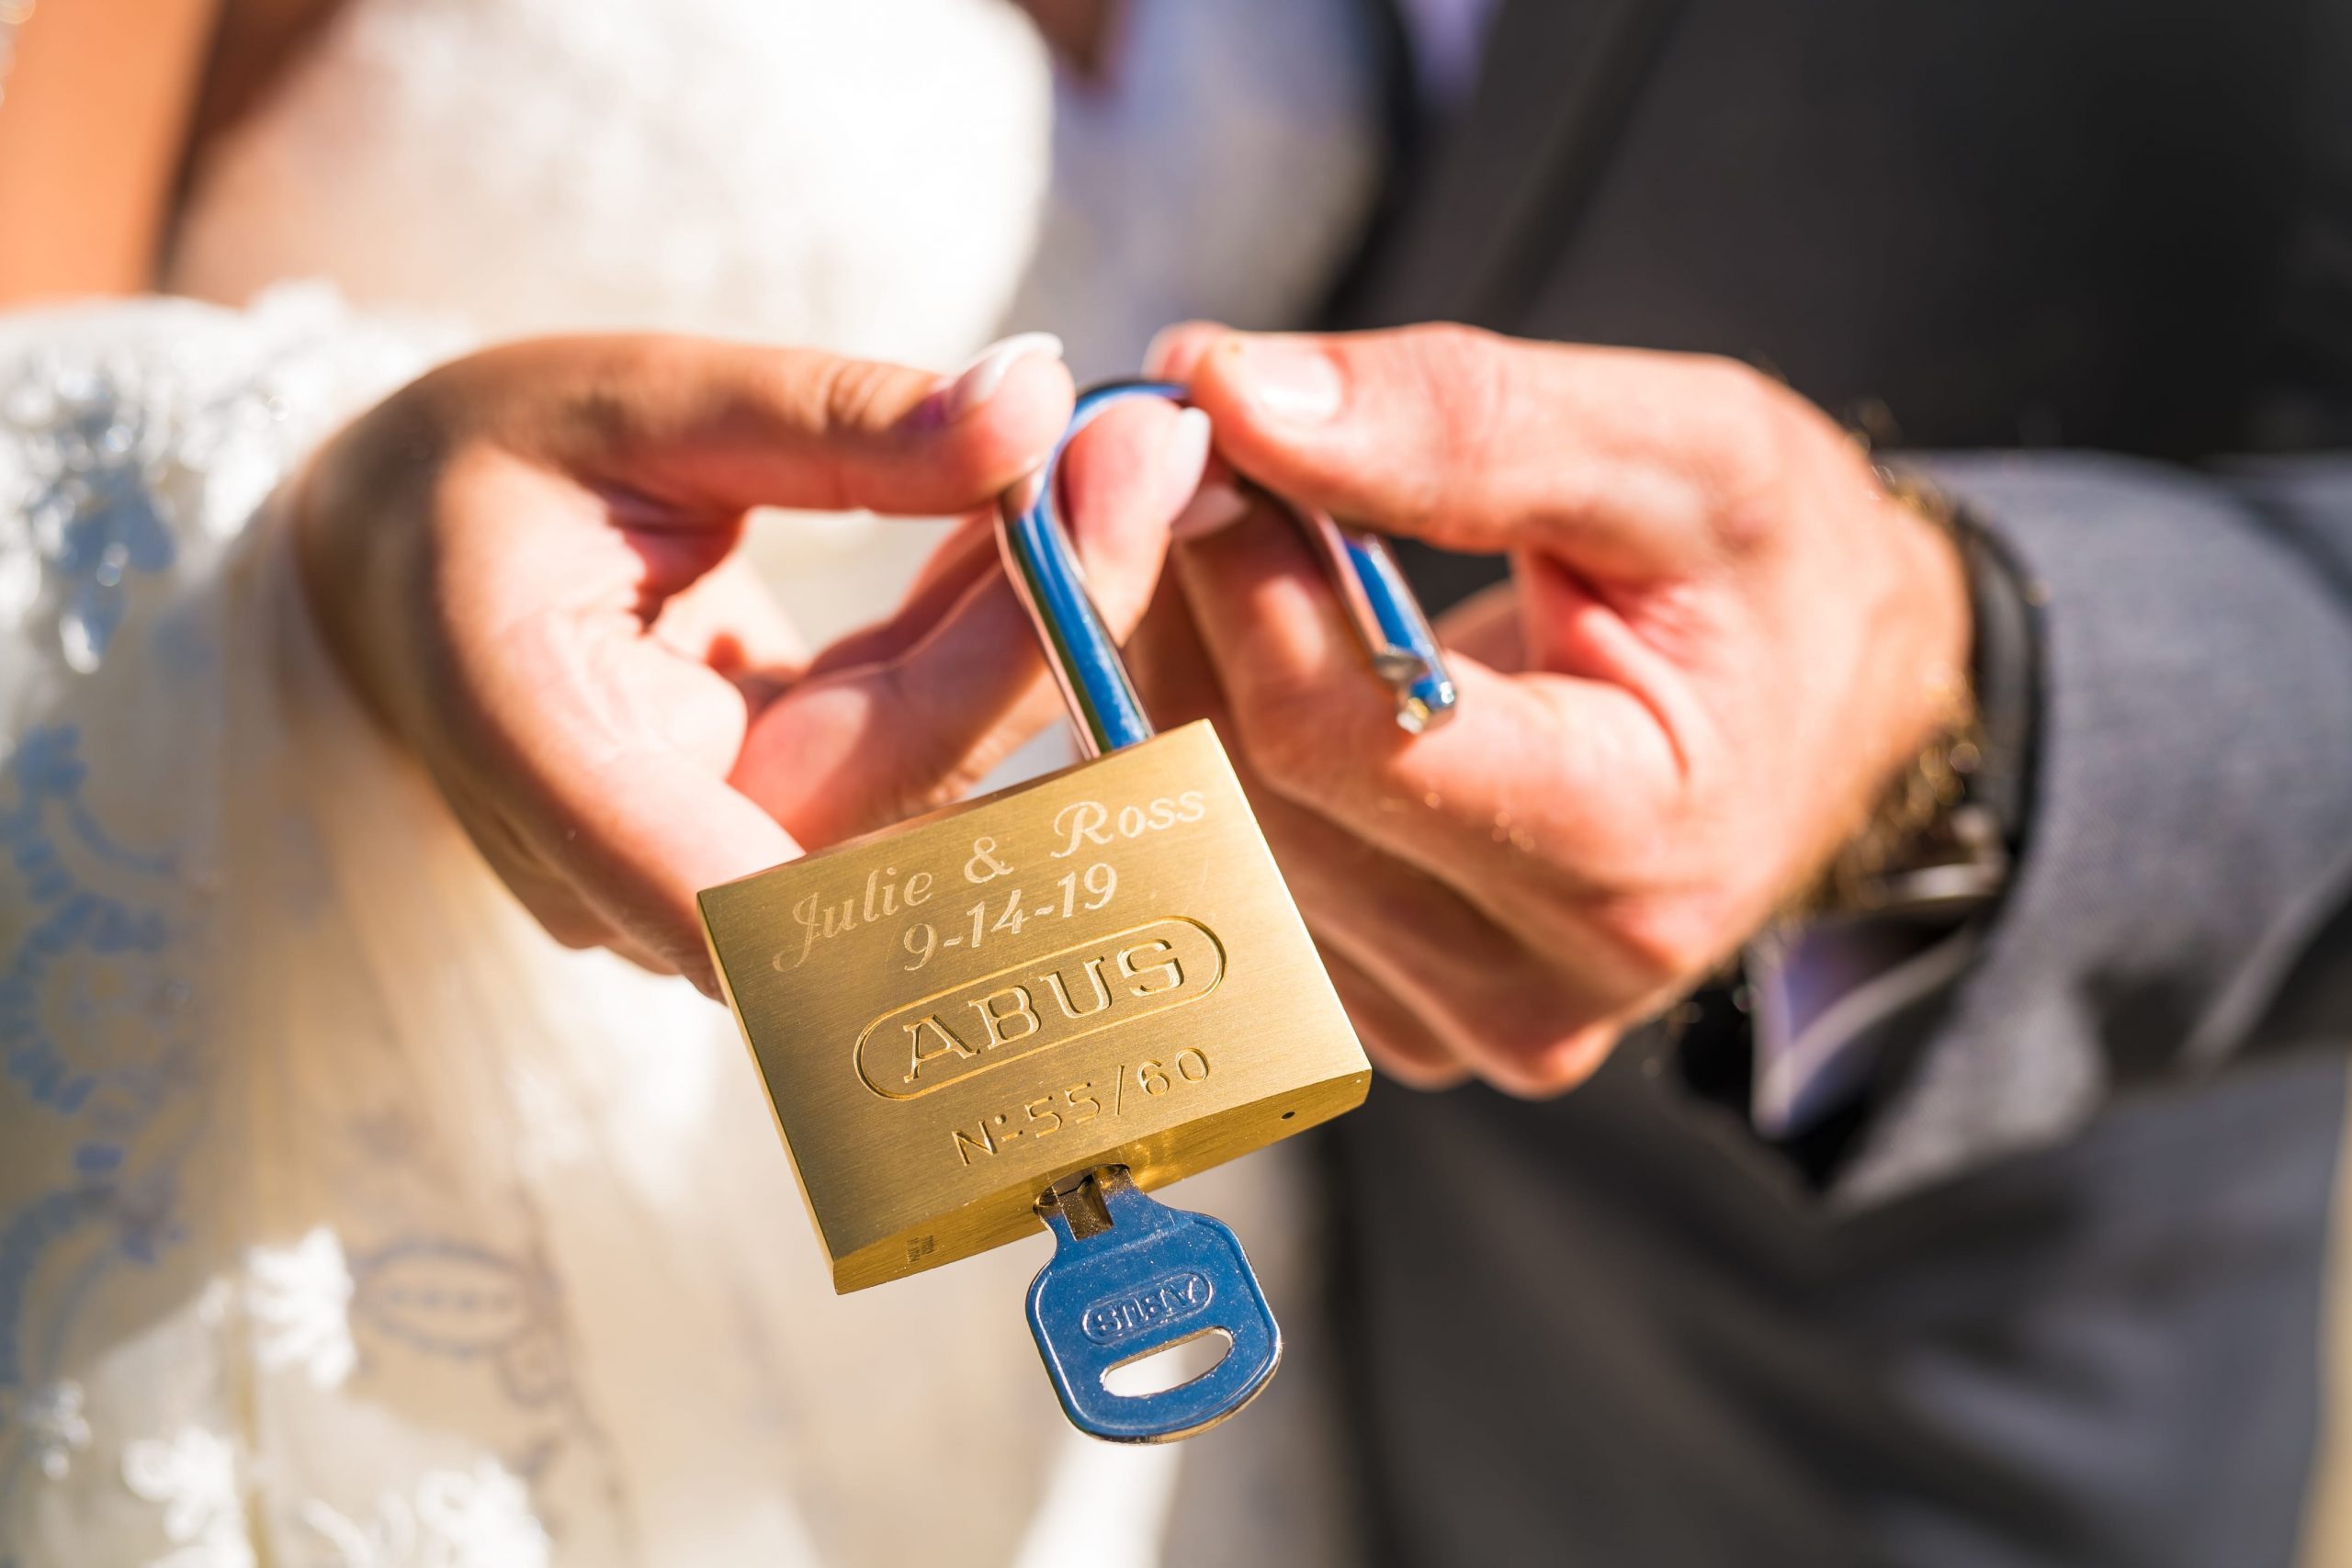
[1321,513,1458,733]
[996,378,1461,760]
[995,379,1180,758]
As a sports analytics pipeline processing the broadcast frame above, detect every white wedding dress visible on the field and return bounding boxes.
[0,2,1382,1562]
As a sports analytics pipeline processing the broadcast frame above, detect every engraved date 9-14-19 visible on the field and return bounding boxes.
[774,789,1207,975]
[900,863,1116,971]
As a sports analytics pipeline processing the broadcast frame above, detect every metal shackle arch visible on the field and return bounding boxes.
[995,378,1459,761]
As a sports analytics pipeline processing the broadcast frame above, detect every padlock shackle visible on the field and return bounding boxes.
[996,379,1171,760]
[997,378,1462,761]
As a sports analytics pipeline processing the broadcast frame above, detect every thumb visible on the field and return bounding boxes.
[1165,323,1778,581]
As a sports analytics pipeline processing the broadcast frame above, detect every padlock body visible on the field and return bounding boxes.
[700,721,1371,1292]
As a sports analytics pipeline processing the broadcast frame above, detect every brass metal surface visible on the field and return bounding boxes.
[701,721,1371,1292]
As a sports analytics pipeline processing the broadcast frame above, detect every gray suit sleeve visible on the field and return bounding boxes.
[1833,453,2352,1203]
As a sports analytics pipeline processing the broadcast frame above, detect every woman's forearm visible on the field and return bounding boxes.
[0,0,217,304]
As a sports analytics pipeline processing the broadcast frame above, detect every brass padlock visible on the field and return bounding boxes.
[702,712,1366,1289]
[700,380,1453,1437]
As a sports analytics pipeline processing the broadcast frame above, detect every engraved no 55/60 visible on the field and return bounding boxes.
[955,1047,1213,1166]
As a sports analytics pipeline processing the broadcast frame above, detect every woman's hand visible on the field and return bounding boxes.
[1132,324,1970,1094]
[296,333,1205,989]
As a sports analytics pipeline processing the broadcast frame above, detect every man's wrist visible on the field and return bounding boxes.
[1804,475,2041,925]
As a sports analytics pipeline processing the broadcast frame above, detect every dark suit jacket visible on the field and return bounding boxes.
[1316,3,2352,1563]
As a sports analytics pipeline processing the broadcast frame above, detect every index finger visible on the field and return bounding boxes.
[1154,323,1788,580]
[437,332,1079,522]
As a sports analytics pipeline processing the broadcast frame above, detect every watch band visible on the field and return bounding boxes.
[1828,478,2042,923]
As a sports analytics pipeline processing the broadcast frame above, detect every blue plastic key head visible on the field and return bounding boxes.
[1027,1168,1283,1442]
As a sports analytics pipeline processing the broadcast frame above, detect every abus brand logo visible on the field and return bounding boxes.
[1081,1269,1215,1346]
[854,919,1224,1100]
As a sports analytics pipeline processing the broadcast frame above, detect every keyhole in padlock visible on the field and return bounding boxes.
[1046,1168,1119,1239]
[1103,1326,1235,1397]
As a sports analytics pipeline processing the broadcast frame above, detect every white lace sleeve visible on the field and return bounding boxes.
[0,284,435,689]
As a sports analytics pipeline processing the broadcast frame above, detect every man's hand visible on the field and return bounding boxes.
[1133,324,1970,1095]
[296,333,1204,990]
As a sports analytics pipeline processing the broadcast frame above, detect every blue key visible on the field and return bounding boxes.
[1027,1168,1283,1443]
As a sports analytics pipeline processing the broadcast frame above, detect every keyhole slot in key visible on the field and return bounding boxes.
[1102,1326,1235,1398]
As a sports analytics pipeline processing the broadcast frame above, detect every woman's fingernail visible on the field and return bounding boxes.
[1163,411,1238,538]
[936,332,1064,423]
[1232,338,1342,424]
[1171,479,1250,540]
[1165,407,1213,487]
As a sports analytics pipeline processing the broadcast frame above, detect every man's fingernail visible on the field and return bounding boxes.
[1143,325,1183,379]
[936,331,1064,423]
[1145,324,1216,382]
[1232,338,1342,424]
[1171,479,1250,540]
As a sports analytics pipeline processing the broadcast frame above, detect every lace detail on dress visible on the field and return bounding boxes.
[105,1247,554,1568]
[298,1460,550,1568]
[10,1377,89,1480]
[347,1238,569,1407]
[119,1426,554,1568]
[121,1427,254,1568]
[246,1228,358,1392]
[0,724,182,1123]
[0,284,436,672]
